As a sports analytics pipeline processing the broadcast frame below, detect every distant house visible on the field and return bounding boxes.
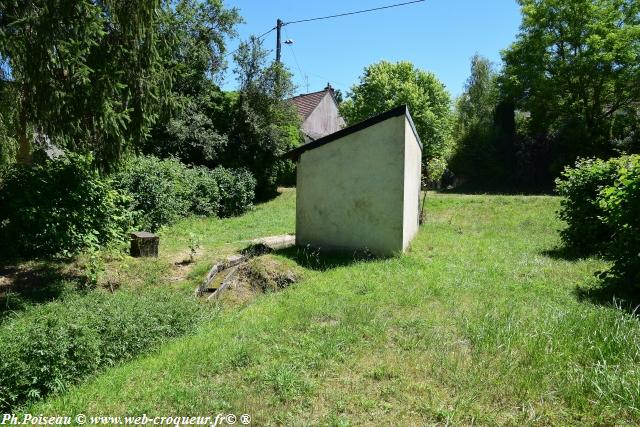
[288,84,346,142]
[284,105,422,256]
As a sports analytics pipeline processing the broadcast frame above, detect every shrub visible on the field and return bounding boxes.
[0,153,132,258]
[598,156,640,285]
[113,156,193,232]
[555,157,622,254]
[0,288,202,411]
[114,156,255,231]
[211,166,256,217]
[425,156,447,188]
[556,154,640,286]
[185,166,221,217]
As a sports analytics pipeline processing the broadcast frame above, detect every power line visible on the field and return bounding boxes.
[283,26,308,92]
[224,26,276,58]
[284,0,425,26]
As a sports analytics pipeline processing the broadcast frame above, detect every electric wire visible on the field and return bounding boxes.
[283,26,308,91]
[224,26,276,58]
[284,0,425,25]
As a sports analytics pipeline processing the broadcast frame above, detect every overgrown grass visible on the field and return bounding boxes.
[29,192,640,425]
[0,188,296,319]
[0,287,206,411]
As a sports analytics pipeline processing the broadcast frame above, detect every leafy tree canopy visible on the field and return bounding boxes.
[227,36,301,199]
[340,60,454,163]
[0,0,168,168]
[0,0,241,170]
[449,55,510,187]
[456,54,499,133]
[501,0,640,159]
[145,0,241,166]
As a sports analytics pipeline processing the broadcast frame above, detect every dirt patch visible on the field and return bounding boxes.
[217,257,300,306]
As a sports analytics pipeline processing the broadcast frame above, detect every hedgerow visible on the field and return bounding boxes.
[0,288,203,411]
[0,153,132,258]
[113,156,256,231]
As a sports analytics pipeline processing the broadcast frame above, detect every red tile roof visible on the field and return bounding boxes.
[288,90,327,120]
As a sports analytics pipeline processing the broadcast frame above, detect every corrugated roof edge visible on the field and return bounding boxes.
[282,104,423,160]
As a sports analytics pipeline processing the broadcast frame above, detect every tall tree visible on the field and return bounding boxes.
[0,0,168,168]
[340,60,454,180]
[227,36,300,199]
[501,0,640,166]
[145,0,242,166]
[0,61,17,169]
[456,54,499,133]
[450,55,507,187]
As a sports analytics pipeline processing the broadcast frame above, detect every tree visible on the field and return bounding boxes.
[0,64,17,170]
[449,55,509,187]
[333,89,344,105]
[456,55,499,134]
[0,0,169,169]
[145,0,242,166]
[340,61,454,179]
[501,0,640,171]
[227,37,301,199]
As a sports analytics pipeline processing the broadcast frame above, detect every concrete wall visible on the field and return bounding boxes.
[302,92,346,138]
[296,115,406,256]
[402,119,422,250]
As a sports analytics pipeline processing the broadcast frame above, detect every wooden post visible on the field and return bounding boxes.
[130,232,159,257]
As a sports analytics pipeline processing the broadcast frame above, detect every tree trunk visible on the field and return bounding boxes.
[16,89,31,164]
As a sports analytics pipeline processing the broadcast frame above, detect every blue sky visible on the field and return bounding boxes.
[220,0,523,98]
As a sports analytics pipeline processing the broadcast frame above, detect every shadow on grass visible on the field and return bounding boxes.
[0,262,82,320]
[272,245,380,271]
[575,275,640,315]
[440,183,552,196]
[540,245,592,262]
[539,245,640,315]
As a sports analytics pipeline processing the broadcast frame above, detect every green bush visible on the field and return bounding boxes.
[598,156,640,285]
[556,154,640,286]
[211,166,256,217]
[187,166,221,216]
[114,156,255,231]
[0,153,132,258]
[555,157,622,254]
[113,156,193,232]
[0,288,202,411]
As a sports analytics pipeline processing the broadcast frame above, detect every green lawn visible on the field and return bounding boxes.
[31,191,640,425]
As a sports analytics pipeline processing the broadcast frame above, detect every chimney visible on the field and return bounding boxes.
[325,82,333,93]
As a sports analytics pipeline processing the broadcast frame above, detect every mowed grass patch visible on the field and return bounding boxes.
[32,193,640,425]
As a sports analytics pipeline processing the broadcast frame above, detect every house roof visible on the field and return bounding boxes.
[289,90,327,120]
[283,104,422,160]
[288,83,343,121]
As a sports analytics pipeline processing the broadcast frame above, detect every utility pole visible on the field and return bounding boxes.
[276,18,284,62]
[276,18,283,63]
